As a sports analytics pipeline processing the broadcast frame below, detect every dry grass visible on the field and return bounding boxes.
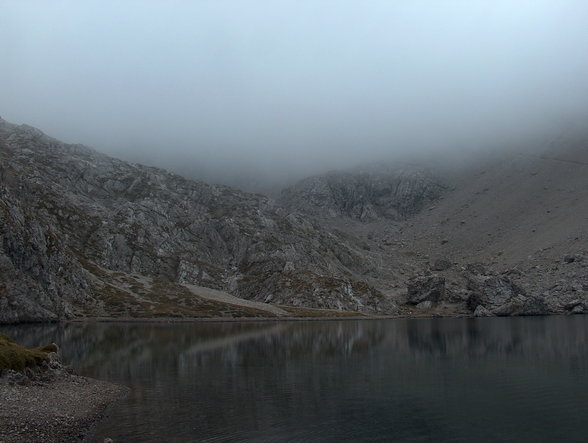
[0,334,53,371]
[277,305,365,318]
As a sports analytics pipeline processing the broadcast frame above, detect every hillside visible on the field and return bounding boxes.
[1,117,586,323]
[279,166,445,221]
[0,118,396,322]
[275,136,588,317]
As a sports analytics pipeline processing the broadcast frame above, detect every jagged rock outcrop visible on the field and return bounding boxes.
[462,269,551,316]
[406,275,446,304]
[466,275,526,312]
[2,117,586,322]
[279,167,445,221]
[0,118,396,322]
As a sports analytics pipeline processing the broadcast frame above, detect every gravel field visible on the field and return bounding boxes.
[0,371,128,443]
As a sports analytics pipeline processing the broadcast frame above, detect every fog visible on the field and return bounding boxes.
[2,0,588,191]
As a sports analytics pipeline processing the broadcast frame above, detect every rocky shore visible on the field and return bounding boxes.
[0,341,128,443]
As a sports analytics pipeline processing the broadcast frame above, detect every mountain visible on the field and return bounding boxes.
[277,138,588,317]
[0,118,396,323]
[1,117,587,323]
[279,166,445,221]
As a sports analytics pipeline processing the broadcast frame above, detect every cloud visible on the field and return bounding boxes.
[2,0,588,189]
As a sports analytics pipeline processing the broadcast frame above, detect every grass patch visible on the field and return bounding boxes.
[278,306,365,318]
[0,334,53,371]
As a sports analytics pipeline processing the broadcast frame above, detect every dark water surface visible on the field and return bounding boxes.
[3,316,588,442]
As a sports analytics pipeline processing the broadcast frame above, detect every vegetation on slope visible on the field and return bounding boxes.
[0,334,58,371]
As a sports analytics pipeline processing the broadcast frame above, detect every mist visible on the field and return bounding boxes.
[2,0,588,191]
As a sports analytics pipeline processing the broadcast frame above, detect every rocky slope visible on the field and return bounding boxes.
[0,118,396,323]
[1,116,586,322]
[397,139,588,317]
[279,166,445,221]
[309,139,588,318]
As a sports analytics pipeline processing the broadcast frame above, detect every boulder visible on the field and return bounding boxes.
[407,275,445,304]
[473,305,493,317]
[416,300,433,309]
[466,275,525,311]
[521,296,549,316]
[492,302,521,317]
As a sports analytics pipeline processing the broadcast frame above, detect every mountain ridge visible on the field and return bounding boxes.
[1,117,587,323]
[0,118,397,322]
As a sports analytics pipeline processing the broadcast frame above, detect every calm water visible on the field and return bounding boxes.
[2,316,588,442]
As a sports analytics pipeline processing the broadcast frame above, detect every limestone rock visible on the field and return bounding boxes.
[416,300,433,309]
[473,305,493,317]
[466,275,525,311]
[431,258,452,271]
[407,275,446,304]
[0,118,396,321]
[521,296,550,316]
[279,166,445,221]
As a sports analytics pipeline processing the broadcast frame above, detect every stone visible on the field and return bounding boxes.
[407,275,446,304]
[473,305,493,317]
[278,166,445,221]
[431,259,452,271]
[466,274,525,312]
[416,300,433,309]
[465,263,488,276]
[564,299,582,310]
[520,296,549,316]
[492,302,520,317]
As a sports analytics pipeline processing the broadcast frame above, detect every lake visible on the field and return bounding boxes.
[2,316,588,442]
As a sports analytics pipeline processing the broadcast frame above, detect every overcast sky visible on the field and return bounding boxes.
[2,0,588,188]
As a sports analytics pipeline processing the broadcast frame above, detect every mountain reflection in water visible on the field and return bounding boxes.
[3,316,588,442]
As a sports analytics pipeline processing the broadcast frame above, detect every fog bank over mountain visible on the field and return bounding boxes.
[2,0,588,191]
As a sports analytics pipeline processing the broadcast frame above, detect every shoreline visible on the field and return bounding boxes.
[0,371,128,443]
[3,311,578,327]
[67,312,471,323]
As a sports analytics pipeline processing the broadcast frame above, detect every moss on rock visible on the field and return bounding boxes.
[0,334,53,371]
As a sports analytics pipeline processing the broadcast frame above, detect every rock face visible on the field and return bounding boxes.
[407,275,446,304]
[466,275,526,312]
[279,167,445,221]
[0,118,396,322]
[464,271,553,317]
[1,117,587,322]
[473,305,493,317]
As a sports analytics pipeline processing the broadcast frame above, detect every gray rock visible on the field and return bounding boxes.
[564,299,583,310]
[407,275,446,304]
[431,258,452,271]
[416,300,433,309]
[521,296,549,316]
[492,302,521,317]
[466,275,525,311]
[473,305,493,317]
[278,166,445,221]
[465,263,489,276]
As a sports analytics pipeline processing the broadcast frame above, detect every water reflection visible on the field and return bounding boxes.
[2,317,588,442]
